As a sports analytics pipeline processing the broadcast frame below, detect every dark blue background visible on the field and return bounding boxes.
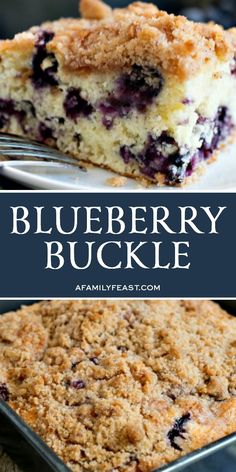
[0,192,235,298]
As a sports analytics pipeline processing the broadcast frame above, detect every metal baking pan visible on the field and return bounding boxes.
[0,300,235,472]
[0,400,70,472]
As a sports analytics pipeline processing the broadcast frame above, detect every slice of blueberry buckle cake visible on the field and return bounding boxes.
[0,0,236,185]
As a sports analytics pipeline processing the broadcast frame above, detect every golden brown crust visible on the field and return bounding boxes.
[1,0,236,78]
[0,300,235,472]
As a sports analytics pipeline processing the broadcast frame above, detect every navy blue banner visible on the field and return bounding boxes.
[0,192,235,298]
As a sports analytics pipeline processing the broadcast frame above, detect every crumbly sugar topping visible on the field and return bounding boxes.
[1,0,236,78]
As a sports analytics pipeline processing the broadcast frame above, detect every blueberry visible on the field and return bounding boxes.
[120,145,135,164]
[167,105,233,181]
[64,88,94,120]
[122,133,180,182]
[100,65,163,128]
[119,106,234,185]
[0,98,15,115]
[186,106,234,177]
[0,114,8,129]
[117,65,163,111]
[196,115,209,125]
[73,133,82,146]
[71,379,86,389]
[231,58,236,75]
[99,99,129,129]
[0,383,9,401]
[0,98,26,129]
[32,30,58,89]
[21,100,36,118]
[35,31,54,47]
[38,122,53,141]
[182,98,194,105]
[167,413,191,451]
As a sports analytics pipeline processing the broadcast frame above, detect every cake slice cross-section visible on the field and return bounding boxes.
[0,0,236,186]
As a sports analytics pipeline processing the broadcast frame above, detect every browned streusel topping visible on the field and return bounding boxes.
[0,300,235,472]
[1,0,236,78]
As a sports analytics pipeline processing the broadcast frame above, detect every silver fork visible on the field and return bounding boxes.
[0,133,86,172]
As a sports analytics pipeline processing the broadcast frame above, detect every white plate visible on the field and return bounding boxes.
[1,142,236,191]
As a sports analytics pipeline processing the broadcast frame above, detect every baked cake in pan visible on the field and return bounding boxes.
[0,0,236,185]
[0,300,235,471]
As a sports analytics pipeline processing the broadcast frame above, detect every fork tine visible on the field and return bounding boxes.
[0,149,84,169]
[0,142,69,157]
[0,137,62,154]
[0,148,74,160]
[0,136,53,146]
[0,149,61,159]
[0,132,86,171]
[0,144,75,161]
[0,143,58,152]
[0,134,64,153]
[0,135,75,159]
[0,159,78,170]
[0,133,45,144]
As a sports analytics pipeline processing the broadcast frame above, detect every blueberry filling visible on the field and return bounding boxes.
[167,413,191,451]
[231,57,236,76]
[38,122,53,141]
[32,30,58,88]
[64,88,94,120]
[120,145,135,164]
[184,106,233,180]
[22,100,36,118]
[71,379,86,389]
[36,30,54,47]
[117,346,128,352]
[120,133,181,182]
[182,98,194,105]
[200,106,233,156]
[100,65,163,129]
[0,114,8,129]
[73,132,82,146]
[0,98,27,130]
[0,383,9,401]
[120,106,233,184]
[0,98,15,117]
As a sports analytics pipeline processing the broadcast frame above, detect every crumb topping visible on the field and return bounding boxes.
[80,0,112,20]
[1,0,236,78]
[106,176,128,187]
[0,300,235,472]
